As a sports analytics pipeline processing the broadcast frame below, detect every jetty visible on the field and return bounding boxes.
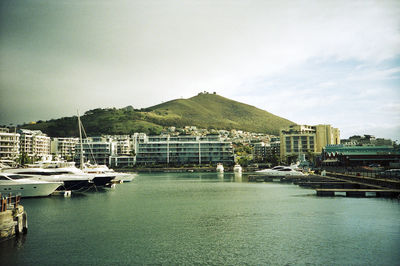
[0,193,28,241]
[248,172,400,198]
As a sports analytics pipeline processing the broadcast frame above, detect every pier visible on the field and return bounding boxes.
[315,188,400,197]
[248,172,400,198]
[0,193,28,241]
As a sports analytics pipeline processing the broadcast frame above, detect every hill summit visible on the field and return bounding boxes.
[21,92,295,137]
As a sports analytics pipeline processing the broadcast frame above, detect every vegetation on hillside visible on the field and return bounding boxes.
[19,93,295,137]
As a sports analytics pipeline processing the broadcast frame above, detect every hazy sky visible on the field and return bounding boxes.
[1,0,399,140]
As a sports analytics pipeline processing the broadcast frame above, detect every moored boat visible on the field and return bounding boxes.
[2,167,95,191]
[216,163,224,173]
[255,166,307,176]
[83,163,135,183]
[233,164,242,173]
[0,173,62,197]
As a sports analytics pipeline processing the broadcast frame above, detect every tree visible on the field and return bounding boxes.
[306,150,316,165]
[17,152,31,165]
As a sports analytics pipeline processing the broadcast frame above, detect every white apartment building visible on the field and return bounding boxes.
[75,136,117,166]
[51,137,79,160]
[136,134,234,166]
[0,128,20,160]
[18,129,51,159]
[105,135,133,155]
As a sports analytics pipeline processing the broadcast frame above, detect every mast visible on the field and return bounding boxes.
[77,110,84,169]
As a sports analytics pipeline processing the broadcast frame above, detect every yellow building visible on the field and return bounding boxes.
[280,124,340,161]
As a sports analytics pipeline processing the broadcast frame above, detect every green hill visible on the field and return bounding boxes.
[20,93,295,137]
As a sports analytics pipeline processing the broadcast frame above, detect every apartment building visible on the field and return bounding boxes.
[0,128,20,160]
[253,140,280,163]
[104,135,134,155]
[18,129,51,159]
[75,136,117,166]
[280,124,340,161]
[51,137,79,160]
[136,134,234,165]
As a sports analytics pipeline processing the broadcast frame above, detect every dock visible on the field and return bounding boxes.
[0,193,28,241]
[316,189,400,198]
[248,173,400,198]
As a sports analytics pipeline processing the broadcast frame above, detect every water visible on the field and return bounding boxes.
[1,172,399,265]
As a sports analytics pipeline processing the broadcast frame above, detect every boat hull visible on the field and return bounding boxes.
[113,173,135,183]
[58,180,92,191]
[92,175,115,187]
[0,182,62,197]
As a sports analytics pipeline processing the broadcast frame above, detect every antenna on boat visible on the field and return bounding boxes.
[77,110,84,169]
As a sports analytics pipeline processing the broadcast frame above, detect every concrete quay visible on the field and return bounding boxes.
[0,194,28,241]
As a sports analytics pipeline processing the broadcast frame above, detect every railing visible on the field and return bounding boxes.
[0,193,21,212]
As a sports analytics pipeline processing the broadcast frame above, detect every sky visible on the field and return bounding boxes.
[0,0,399,140]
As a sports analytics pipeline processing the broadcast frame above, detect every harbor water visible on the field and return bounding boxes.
[1,172,399,265]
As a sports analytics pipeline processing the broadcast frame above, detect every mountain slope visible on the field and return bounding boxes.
[20,93,295,137]
[148,93,295,134]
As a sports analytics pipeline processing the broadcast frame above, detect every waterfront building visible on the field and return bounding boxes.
[51,137,79,160]
[0,128,20,160]
[109,155,135,168]
[253,140,280,163]
[280,124,340,162]
[75,136,117,166]
[18,129,51,160]
[322,144,400,167]
[136,134,234,166]
[113,135,134,155]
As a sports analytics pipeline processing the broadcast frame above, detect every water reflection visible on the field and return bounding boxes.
[217,172,224,180]
[234,172,242,182]
[0,234,26,252]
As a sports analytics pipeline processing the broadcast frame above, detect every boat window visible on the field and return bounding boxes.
[8,175,32,180]
[279,168,292,171]
[15,171,54,176]
[52,171,72,175]
[0,175,10,180]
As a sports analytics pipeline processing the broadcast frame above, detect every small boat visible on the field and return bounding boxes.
[216,163,224,173]
[233,164,242,173]
[0,173,62,197]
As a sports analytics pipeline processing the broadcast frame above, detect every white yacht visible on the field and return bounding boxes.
[2,167,95,191]
[255,165,306,176]
[0,173,62,197]
[83,163,135,183]
[25,160,116,188]
[216,163,224,173]
[233,164,242,173]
